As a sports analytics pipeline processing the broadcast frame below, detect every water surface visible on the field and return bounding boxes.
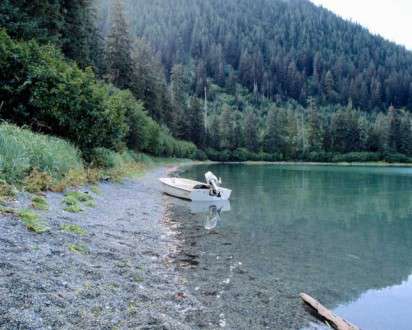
[169,164,412,329]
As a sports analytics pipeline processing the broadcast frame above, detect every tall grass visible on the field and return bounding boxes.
[0,123,83,182]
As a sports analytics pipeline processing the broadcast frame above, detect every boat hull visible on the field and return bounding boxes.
[190,187,231,201]
[159,177,231,201]
[161,181,192,200]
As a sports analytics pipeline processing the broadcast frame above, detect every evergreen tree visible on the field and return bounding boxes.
[398,112,412,155]
[105,0,133,89]
[187,97,205,146]
[115,0,412,112]
[263,107,287,155]
[131,38,168,122]
[207,115,221,149]
[220,107,236,150]
[244,110,260,152]
[61,0,95,68]
[307,97,323,152]
[170,64,188,137]
[388,105,401,152]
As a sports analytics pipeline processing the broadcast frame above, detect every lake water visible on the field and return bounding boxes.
[167,164,412,329]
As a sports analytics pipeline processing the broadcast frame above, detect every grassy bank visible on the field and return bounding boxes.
[0,123,186,197]
[0,29,197,159]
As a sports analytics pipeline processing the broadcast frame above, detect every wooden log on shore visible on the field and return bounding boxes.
[300,293,360,330]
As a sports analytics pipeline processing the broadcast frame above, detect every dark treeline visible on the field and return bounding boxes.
[93,0,412,162]
[0,0,104,70]
[112,0,412,111]
[205,98,412,162]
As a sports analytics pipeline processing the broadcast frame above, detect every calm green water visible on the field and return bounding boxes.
[169,164,412,329]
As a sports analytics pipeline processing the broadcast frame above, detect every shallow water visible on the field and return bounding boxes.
[169,164,412,329]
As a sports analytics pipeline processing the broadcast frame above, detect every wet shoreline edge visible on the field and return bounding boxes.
[0,164,202,329]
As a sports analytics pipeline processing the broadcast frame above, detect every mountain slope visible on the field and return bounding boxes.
[104,0,412,111]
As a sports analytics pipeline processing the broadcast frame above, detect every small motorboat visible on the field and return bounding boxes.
[159,171,231,201]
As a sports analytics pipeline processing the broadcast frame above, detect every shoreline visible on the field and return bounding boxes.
[191,160,412,167]
[0,165,200,329]
[2,160,410,328]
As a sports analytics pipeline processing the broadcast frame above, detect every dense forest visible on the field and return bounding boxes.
[0,0,197,166]
[94,0,412,161]
[115,0,412,111]
[2,0,412,163]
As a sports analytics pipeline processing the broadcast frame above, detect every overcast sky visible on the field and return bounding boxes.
[310,0,412,50]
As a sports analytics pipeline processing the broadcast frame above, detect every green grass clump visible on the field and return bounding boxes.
[65,191,93,203]
[61,223,87,236]
[64,204,83,213]
[0,179,17,199]
[32,195,49,210]
[63,191,94,212]
[63,194,83,213]
[17,209,49,233]
[0,206,15,214]
[0,123,84,184]
[63,195,79,206]
[68,243,88,254]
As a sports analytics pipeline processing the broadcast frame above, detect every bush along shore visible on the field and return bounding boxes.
[0,123,188,231]
[0,29,197,160]
[0,26,197,227]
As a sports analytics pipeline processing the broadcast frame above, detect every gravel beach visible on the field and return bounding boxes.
[0,167,203,329]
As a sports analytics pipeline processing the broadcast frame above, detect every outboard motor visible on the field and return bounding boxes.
[205,171,221,196]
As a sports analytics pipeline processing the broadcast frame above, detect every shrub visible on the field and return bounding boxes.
[306,151,334,162]
[89,148,124,169]
[247,152,261,161]
[258,152,275,161]
[24,169,53,192]
[32,195,48,210]
[232,148,250,162]
[205,148,232,161]
[0,123,83,183]
[332,152,381,163]
[219,150,232,162]
[0,29,196,160]
[193,149,208,161]
[0,30,128,151]
[384,153,412,163]
[0,179,17,198]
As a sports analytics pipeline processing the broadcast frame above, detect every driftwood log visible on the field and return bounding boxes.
[300,293,359,330]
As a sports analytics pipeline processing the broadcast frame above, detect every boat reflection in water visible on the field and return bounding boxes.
[189,200,231,230]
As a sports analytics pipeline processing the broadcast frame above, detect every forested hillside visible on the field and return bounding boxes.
[90,0,412,162]
[0,1,197,164]
[2,0,412,163]
[107,0,412,111]
[0,0,199,193]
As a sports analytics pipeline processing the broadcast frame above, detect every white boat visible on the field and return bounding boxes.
[190,200,231,214]
[159,171,231,202]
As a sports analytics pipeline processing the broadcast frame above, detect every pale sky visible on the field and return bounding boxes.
[310,0,412,50]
